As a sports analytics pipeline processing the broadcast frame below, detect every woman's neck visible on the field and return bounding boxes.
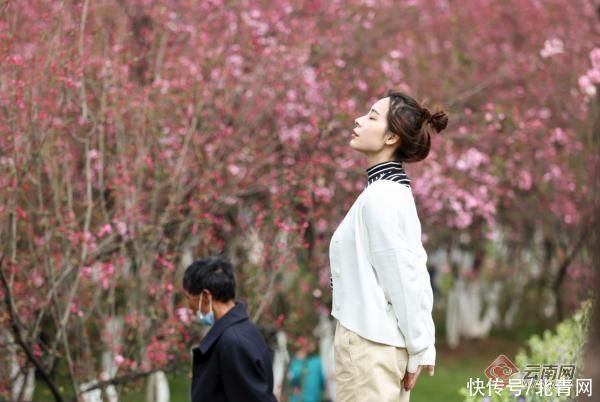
[366,154,395,169]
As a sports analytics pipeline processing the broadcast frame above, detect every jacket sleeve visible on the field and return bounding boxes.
[219,336,276,402]
[361,183,436,373]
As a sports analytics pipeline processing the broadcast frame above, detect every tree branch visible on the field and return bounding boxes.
[70,364,177,402]
[552,216,596,292]
[0,253,64,402]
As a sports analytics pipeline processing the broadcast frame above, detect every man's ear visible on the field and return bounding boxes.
[200,290,212,311]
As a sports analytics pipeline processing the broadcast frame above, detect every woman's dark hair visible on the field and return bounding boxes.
[183,255,236,302]
[386,90,448,162]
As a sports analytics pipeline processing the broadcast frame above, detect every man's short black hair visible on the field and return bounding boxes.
[183,255,236,302]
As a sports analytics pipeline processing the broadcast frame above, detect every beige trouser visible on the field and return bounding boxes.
[334,321,411,402]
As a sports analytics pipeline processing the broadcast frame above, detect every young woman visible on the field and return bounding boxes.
[330,90,448,402]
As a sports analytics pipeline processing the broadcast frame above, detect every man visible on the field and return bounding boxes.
[183,255,278,402]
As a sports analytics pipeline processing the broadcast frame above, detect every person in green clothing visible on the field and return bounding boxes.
[287,336,326,402]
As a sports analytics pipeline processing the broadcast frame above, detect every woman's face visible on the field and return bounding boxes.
[350,97,397,154]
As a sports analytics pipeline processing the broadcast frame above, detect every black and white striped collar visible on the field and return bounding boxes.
[366,161,411,188]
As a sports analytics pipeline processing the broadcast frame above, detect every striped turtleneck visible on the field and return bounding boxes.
[366,160,411,188]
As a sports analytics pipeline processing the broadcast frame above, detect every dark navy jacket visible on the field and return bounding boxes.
[191,302,277,402]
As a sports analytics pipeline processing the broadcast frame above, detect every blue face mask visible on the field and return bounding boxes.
[196,292,215,326]
[196,309,215,326]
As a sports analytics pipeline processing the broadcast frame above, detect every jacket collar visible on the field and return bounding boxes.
[197,301,248,354]
[365,160,411,188]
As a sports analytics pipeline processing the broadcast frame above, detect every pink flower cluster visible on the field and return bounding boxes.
[579,48,600,97]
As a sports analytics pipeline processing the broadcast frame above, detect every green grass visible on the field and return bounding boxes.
[412,356,482,402]
[411,336,523,402]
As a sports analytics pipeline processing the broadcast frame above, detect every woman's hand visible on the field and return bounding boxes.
[403,365,435,391]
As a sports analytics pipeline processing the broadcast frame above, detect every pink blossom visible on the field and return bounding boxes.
[579,75,597,97]
[81,266,93,278]
[540,38,564,58]
[115,221,128,236]
[314,186,334,202]
[8,54,24,65]
[551,127,567,144]
[97,224,112,238]
[114,355,125,366]
[176,307,192,324]
[32,273,45,288]
[88,149,99,159]
[389,50,404,59]
[156,255,175,271]
[518,171,532,190]
[590,47,600,69]
[228,164,241,176]
[33,343,42,358]
[316,218,328,233]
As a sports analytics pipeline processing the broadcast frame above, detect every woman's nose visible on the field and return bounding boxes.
[354,119,360,128]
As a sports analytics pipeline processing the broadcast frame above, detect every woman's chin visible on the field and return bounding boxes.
[349,140,365,153]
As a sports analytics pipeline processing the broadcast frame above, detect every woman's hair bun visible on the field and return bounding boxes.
[428,110,448,133]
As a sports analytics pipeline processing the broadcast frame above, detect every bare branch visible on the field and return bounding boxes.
[0,251,64,402]
[78,0,90,121]
[70,364,177,402]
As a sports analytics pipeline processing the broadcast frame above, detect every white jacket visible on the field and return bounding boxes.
[329,179,436,373]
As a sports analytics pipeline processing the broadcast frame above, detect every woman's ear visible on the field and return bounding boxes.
[384,131,400,146]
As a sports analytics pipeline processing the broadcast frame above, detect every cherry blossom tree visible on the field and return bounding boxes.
[0,0,597,400]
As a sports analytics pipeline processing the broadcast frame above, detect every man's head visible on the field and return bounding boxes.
[183,255,236,317]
